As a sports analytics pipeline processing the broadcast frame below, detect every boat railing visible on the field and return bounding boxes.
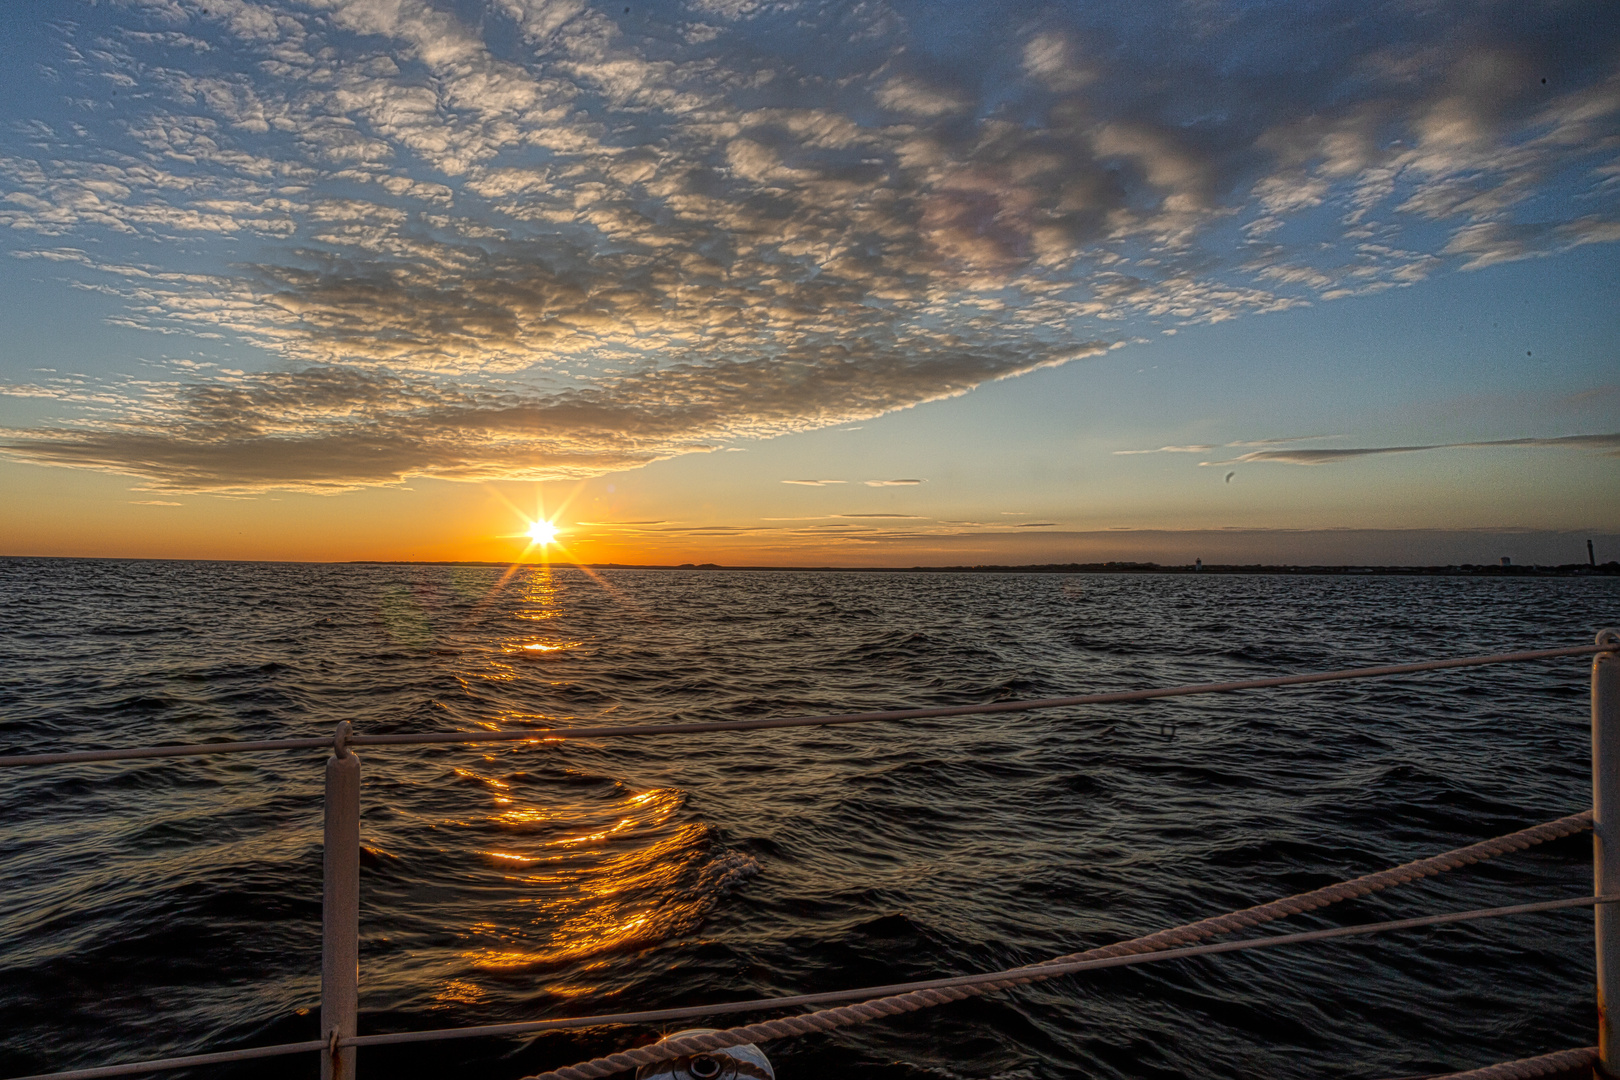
[2,632,1617,1080]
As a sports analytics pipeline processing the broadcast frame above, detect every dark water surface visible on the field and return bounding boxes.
[2,558,1617,1080]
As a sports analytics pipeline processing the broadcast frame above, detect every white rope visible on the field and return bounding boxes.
[522,895,1611,1080]
[513,810,1597,1079]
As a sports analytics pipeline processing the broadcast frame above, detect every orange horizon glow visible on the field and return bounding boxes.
[1,465,1608,569]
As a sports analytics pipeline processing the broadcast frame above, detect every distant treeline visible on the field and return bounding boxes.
[851,561,1620,576]
[601,561,1620,577]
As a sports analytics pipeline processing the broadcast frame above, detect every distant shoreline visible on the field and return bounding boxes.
[5,555,1616,576]
[375,560,1620,576]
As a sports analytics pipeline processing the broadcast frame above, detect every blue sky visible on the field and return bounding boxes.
[0,0,1615,563]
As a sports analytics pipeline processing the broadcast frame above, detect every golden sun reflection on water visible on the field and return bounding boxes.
[504,569,583,658]
[433,565,755,1002]
[431,979,489,1009]
[461,821,711,971]
[450,566,584,690]
[454,776,711,980]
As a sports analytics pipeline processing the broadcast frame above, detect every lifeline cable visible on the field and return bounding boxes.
[522,810,1595,1080]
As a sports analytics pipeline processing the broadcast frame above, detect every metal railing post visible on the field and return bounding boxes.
[322,722,360,1080]
[1595,630,1620,1076]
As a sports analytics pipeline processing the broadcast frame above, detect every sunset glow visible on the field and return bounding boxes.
[0,0,1613,565]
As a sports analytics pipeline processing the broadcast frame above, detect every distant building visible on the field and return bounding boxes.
[1194,558,1202,572]
[1500,556,1512,567]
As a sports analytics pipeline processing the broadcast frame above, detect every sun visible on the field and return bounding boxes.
[527,520,558,546]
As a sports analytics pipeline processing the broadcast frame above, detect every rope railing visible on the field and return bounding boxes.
[520,810,1600,1080]
[5,809,1596,1080]
[1,641,1612,768]
[523,895,1617,1080]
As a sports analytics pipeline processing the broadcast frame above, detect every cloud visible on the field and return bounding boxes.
[1023,32,1094,93]
[128,499,183,505]
[1442,216,1620,270]
[0,383,68,399]
[1200,432,1620,466]
[0,0,1616,490]
[1015,521,1059,527]
[781,479,847,486]
[833,513,928,519]
[874,75,971,119]
[1113,444,1214,455]
[1,332,1098,491]
[1227,435,1341,447]
[864,479,925,487]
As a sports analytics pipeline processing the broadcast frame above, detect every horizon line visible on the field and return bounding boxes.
[2,554,1615,576]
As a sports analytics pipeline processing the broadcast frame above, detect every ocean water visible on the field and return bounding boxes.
[0,558,1617,1080]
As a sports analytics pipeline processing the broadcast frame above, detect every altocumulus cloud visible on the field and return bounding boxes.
[0,0,1617,490]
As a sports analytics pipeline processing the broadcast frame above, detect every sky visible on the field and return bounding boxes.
[0,0,1616,566]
